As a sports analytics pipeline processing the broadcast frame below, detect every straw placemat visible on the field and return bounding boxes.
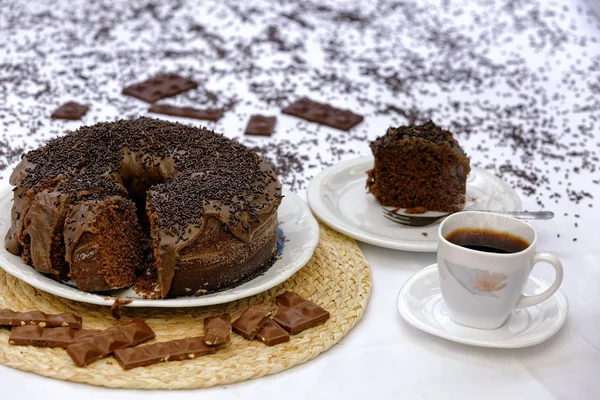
[0,223,371,389]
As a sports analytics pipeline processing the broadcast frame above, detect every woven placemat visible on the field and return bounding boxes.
[0,223,371,389]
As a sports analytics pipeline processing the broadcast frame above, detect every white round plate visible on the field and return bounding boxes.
[307,156,522,252]
[0,187,319,307]
[397,264,568,348]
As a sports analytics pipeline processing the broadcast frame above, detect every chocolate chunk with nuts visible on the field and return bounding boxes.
[256,320,290,346]
[232,305,276,340]
[244,115,277,136]
[9,325,100,348]
[113,337,216,370]
[204,314,231,346]
[0,309,82,329]
[122,73,198,103]
[273,291,330,335]
[51,102,89,120]
[66,319,155,367]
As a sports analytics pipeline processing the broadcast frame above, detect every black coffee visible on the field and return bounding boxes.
[445,228,530,254]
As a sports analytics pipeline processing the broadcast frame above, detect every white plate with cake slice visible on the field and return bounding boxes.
[0,187,319,307]
[307,157,522,252]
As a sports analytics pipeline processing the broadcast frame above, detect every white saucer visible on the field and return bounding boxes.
[307,156,522,252]
[397,264,569,348]
[0,187,319,308]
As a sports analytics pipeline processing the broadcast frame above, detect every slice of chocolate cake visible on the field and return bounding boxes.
[64,197,147,292]
[366,121,471,213]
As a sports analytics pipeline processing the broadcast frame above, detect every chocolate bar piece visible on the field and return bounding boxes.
[51,102,89,120]
[122,73,198,103]
[232,306,276,340]
[66,320,155,367]
[204,314,231,346]
[0,309,82,329]
[244,115,276,136]
[256,320,290,346]
[273,292,330,335]
[149,104,224,121]
[114,336,216,370]
[9,325,100,348]
[282,97,363,131]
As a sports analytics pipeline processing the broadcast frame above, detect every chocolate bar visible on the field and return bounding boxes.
[0,309,82,329]
[256,320,290,346]
[232,306,276,340]
[273,292,330,335]
[282,97,363,131]
[122,73,198,103]
[51,102,89,120]
[9,325,100,348]
[204,314,231,346]
[244,115,276,136]
[113,336,216,370]
[66,320,155,367]
[149,104,224,121]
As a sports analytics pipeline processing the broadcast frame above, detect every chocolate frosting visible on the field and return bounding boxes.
[6,118,282,298]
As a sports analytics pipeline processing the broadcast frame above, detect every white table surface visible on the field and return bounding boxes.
[1,0,599,398]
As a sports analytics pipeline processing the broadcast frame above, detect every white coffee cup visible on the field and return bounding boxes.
[437,211,563,330]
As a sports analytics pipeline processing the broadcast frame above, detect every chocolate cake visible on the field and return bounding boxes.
[366,121,471,212]
[5,117,282,298]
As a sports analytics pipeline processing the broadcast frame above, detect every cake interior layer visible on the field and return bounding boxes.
[369,144,468,212]
[65,198,146,292]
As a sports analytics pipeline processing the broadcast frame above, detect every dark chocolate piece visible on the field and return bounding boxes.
[273,292,330,335]
[0,309,82,329]
[148,104,224,121]
[204,314,231,346]
[66,320,155,367]
[244,115,277,136]
[282,97,363,131]
[9,325,100,348]
[256,320,290,346]
[122,74,198,103]
[232,306,276,340]
[113,337,216,370]
[50,102,89,120]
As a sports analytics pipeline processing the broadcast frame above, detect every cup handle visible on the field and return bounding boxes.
[516,253,564,309]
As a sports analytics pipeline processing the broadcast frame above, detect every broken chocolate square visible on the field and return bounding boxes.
[204,314,231,346]
[232,306,276,340]
[244,115,277,136]
[273,292,330,335]
[51,102,89,120]
[122,73,198,103]
[256,320,290,346]
[282,97,363,131]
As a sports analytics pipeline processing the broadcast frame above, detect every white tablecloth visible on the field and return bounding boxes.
[1,0,599,398]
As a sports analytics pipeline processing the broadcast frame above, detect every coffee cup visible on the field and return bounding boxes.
[437,211,563,330]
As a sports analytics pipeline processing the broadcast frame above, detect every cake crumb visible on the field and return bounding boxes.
[111,298,133,320]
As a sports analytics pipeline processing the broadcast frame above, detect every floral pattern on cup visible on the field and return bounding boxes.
[444,259,507,298]
[470,271,507,292]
